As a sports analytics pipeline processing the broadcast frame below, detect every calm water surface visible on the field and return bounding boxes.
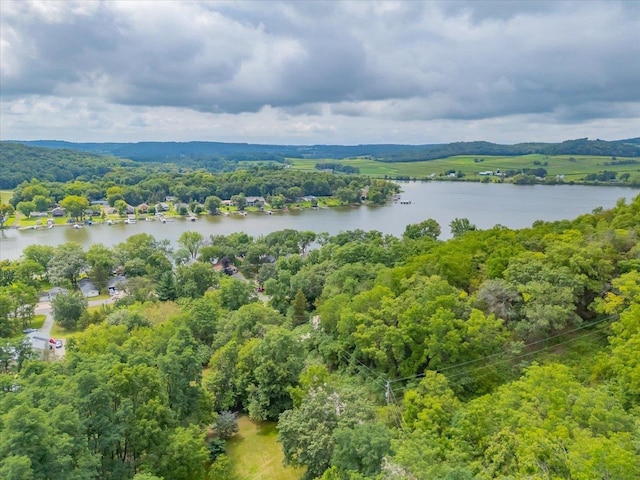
[1,182,637,260]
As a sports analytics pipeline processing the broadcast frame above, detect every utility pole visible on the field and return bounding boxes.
[385,379,391,405]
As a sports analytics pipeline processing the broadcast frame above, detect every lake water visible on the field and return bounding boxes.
[1,182,637,260]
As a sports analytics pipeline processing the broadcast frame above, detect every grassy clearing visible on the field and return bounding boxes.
[291,155,640,182]
[29,315,46,330]
[51,321,85,339]
[227,416,304,480]
[129,301,182,326]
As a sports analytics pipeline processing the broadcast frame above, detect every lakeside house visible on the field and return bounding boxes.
[155,202,170,212]
[40,286,68,302]
[51,207,66,217]
[29,211,48,218]
[246,196,266,207]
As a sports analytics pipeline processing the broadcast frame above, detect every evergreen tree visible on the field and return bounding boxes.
[156,271,177,301]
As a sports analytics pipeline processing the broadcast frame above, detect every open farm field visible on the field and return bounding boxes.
[0,190,13,203]
[227,416,303,480]
[291,155,640,181]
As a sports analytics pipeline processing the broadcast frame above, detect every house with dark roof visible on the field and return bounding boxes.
[78,278,99,297]
[246,196,266,207]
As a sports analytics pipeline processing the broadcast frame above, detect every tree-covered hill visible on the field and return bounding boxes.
[0,143,140,189]
[3,138,640,191]
[13,137,640,164]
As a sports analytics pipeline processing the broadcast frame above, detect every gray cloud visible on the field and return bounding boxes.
[1,0,638,142]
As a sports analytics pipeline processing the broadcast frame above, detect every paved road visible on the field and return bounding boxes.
[31,297,117,358]
[231,271,270,303]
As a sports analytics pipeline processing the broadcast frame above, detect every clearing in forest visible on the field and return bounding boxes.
[227,415,303,480]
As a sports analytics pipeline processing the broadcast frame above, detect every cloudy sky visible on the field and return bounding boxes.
[1,0,638,144]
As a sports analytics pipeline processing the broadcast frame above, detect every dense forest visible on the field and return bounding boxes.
[1,191,639,479]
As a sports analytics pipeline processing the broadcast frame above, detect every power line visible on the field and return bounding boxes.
[388,313,618,385]
[390,326,610,396]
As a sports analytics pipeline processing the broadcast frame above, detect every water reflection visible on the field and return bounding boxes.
[1,182,637,260]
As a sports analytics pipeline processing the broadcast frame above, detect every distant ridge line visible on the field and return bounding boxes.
[4,137,639,163]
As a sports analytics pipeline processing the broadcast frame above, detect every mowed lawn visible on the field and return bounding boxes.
[291,155,640,181]
[227,416,304,480]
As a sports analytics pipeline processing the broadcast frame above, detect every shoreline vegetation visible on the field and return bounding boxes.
[2,146,640,231]
[4,197,343,230]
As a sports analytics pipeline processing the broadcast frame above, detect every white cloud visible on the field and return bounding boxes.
[1,0,638,143]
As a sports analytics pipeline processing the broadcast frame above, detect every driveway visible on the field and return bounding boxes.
[31,296,117,359]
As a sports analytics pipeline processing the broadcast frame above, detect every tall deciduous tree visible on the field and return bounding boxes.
[176,261,217,298]
[243,327,305,421]
[23,245,55,279]
[16,201,36,218]
[0,203,15,227]
[449,217,477,237]
[51,291,88,329]
[331,423,391,476]
[60,195,90,221]
[204,195,222,214]
[48,242,87,287]
[86,243,115,291]
[278,386,375,480]
[178,231,204,260]
[403,219,441,240]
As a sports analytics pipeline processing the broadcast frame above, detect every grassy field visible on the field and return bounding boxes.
[226,416,303,480]
[50,321,85,339]
[292,154,640,182]
[0,189,13,203]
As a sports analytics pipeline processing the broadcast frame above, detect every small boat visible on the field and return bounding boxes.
[238,211,247,216]
[161,218,166,224]
[124,219,137,224]
[223,212,229,216]
[73,224,83,229]
[107,219,113,225]
[47,224,54,229]
[265,210,273,215]
[189,216,197,222]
